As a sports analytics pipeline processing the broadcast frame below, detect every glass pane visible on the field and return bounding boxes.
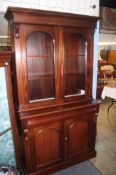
[26,32,55,102]
[64,33,87,97]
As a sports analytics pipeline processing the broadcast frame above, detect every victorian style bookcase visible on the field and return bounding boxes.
[5,7,99,175]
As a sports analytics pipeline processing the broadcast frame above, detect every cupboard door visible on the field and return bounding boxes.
[65,115,91,158]
[24,121,64,172]
[64,29,87,98]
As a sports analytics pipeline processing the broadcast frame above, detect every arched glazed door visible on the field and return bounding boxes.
[26,31,55,102]
[64,32,87,98]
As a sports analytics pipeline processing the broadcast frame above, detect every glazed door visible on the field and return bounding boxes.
[64,115,91,159]
[63,28,89,101]
[18,25,59,108]
[23,120,64,172]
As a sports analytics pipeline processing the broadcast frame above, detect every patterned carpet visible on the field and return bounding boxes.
[0,164,20,175]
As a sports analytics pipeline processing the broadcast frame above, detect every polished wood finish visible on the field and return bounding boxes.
[5,7,99,175]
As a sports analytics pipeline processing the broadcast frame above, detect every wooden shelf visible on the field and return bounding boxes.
[27,55,54,58]
[65,71,85,74]
[28,74,54,80]
[65,54,85,57]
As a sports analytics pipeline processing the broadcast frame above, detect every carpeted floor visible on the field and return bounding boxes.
[51,161,102,175]
[0,161,102,175]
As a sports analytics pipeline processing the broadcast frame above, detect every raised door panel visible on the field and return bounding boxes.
[65,116,91,158]
[32,122,64,170]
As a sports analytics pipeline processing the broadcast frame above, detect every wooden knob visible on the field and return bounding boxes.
[64,137,68,141]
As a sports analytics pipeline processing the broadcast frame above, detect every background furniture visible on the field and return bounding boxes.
[5,7,99,175]
[0,52,19,167]
[101,85,116,113]
[108,50,116,64]
[97,61,116,98]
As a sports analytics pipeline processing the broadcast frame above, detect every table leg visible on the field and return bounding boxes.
[107,99,114,113]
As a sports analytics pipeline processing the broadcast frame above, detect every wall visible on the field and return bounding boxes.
[99,33,116,50]
[98,7,116,59]
[0,0,99,16]
[0,12,11,50]
[93,22,99,99]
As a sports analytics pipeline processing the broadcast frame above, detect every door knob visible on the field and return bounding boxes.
[64,137,68,141]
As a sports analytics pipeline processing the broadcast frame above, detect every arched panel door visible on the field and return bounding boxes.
[65,117,90,158]
[26,31,55,102]
[33,122,64,169]
[64,32,87,98]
